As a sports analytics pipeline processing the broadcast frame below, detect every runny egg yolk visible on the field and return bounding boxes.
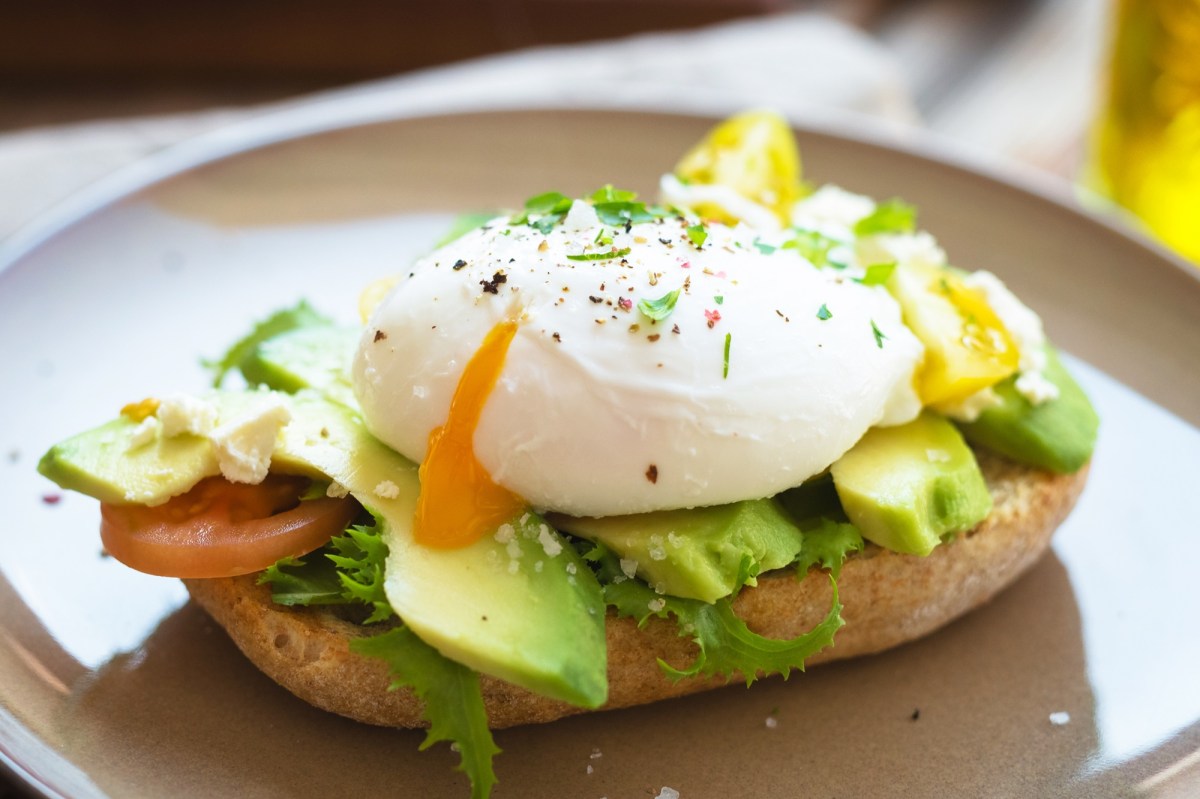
[413,319,526,548]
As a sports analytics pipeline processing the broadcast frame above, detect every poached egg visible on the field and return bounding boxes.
[353,200,923,520]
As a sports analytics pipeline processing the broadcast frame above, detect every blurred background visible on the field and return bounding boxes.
[0,0,1195,260]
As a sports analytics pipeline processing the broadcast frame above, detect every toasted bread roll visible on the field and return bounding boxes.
[184,452,1088,729]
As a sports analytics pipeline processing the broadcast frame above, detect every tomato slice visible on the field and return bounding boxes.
[100,474,360,578]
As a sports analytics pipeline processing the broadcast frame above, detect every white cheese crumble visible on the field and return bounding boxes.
[619,558,639,579]
[790,185,874,240]
[660,173,782,232]
[208,398,291,484]
[940,386,1004,423]
[964,270,1059,406]
[647,598,666,613]
[126,415,160,450]
[373,480,400,499]
[156,394,218,438]
[537,524,563,557]
[494,523,515,544]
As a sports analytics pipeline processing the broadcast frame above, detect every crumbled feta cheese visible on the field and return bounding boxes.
[647,598,666,613]
[1049,711,1071,726]
[494,523,515,544]
[619,558,639,579]
[373,480,400,499]
[537,524,563,557]
[505,537,522,560]
[1016,371,1060,405]
[648,533,667,561]
[326,481,350,498]
[939,386,1003,423]
[156,394,218,438]
[963,270,1059,406]
[765,716,778,729]
[127,415,160,450]
[661,174,782,232]
[566,562,577,575]
[667,532,684,549]
[790,185,874,238]
[208,398,291,484]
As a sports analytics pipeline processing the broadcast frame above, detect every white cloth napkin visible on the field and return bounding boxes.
[0,12,914,244]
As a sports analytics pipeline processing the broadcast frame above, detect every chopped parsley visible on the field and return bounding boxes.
[871,320,887,348]
[817,303,832,321]
[565,247,631,262]
[723,332,732,379]
[686,223,708,249]
[752,238,777,255]
[853,198,917,237]
[855,262,896,286]
[714,295,724,305]
[782,229,848,269]
[637,288,681,321]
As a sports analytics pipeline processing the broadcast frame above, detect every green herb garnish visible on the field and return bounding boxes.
[714,295,724,305]
[853,198,917,237]
[817,304,832,321]
[855,262,896,286]
[753,238,777,255]
[637,288,682,321]
[871,320,887,348]
[686,223,708,249]
[565,247,631,262]
[723,332,732,379]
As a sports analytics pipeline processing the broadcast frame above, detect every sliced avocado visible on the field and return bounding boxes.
[553,498,804,603]
[38,417,217,506]
[239,325,361,410]
[830,411,992,556]
[957,347,1098,473]
[39,391,608,709]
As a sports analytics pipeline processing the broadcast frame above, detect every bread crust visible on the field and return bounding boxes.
[184,452,1088,729]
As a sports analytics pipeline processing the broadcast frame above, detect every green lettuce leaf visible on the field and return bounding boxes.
[794,518,863,578]
[352,628,501,799]
[205,301,331,387]
[581,539,844,685]
[605,576,843,685]
[259,516,394,623]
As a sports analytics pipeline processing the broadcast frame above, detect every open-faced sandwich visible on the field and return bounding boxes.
[38,112,1098,798]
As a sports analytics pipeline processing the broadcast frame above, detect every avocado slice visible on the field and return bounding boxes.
[554,498,804,603]
[38,417,218,506]
[956,348,1098,474]
[39,392,608,709]
[240,325,361,410]
[830,411,992,556]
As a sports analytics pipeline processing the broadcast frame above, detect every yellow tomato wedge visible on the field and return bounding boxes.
[888,262,1020,406]
[674,110,802,224]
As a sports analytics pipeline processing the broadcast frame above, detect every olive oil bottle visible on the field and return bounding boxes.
[1087,0,1200,263]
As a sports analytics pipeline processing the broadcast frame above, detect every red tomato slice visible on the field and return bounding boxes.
[100,474,360,578]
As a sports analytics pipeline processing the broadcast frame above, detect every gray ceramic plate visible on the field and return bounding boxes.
[1,109,1198,799]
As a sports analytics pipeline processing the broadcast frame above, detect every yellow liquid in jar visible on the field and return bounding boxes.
[1088,0,1200,263]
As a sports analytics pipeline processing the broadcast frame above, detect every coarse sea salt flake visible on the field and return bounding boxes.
[655,788,680,799]
[619,558,638,579]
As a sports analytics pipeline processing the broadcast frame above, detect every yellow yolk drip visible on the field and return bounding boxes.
[413,320,526,548]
